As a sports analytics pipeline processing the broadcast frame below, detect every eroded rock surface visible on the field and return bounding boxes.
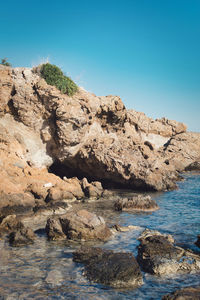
[162,286,200,300]
[0,65,200,222]
[9,226,36,246]
[114,195,159,212]
[137,229,200,275]
[73,246,143,288]
[46,209,112,242]
[1,65,199,197]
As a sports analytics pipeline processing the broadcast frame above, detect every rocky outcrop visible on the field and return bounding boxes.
[137,229,200,275]
[162,286,200,300]
[46,209,112,242]
[114,195,159,212]
[0,64,200,209]
[73,246,143,288]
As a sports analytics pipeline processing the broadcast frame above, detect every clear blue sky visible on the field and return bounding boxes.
[1,0,200,132]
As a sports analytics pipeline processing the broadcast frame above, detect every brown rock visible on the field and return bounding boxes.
[114,195,159,212]
[9,226,36,246]
[0,66,199,195]
[46,209,112,242]
[0,214,23,236]
[73,246,143,288]
[162,286,200,300]
[137,229,200,276]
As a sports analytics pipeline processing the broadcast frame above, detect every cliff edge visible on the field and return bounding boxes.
[0,65,200,206]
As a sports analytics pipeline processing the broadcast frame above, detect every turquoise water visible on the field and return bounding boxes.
[0,173,199,299]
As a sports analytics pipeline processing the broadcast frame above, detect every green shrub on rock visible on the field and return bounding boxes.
[1,58,11,67]
[40,63,78,96]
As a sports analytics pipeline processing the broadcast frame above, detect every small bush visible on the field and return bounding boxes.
[1,58,11,67]
[40,63,78,96]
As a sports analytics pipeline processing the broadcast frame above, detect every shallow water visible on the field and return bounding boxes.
[0,173,200,299]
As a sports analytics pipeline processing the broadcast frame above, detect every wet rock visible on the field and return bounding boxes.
[0,214,23,236]
[111,224,142,233]
[137,229,200,275]
[162,286,200,300]
[0,192,35,216]
[46,217,66,240]
[46,209,112,242]
[195,235,200,248]
[114,195,159,212]
[139,228,174,244]
[73,246,143,288]
[9,226,36,246]
[45,270,63,286]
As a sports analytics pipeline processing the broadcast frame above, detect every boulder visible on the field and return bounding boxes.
[46,209,112,242]
[114,195,159,212]
[137,229,200,275]
[73,246,143,288]
[46,217,66,240]
[9,226,36,246]
[162,286,200,300]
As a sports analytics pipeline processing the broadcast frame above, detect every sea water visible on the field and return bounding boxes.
[0,173,199,299]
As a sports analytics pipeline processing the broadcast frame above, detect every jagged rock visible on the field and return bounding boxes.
[137,230,200,275]
[195,235,200,248]
[81,179,103,199]
[46,217,66,240]
[73,246,143,288]
[9,226,36,246]
[185,161,200,171]
[114,195,159,212]
[0,65,200,199]
[162,286,200,300]
[46,209,112,242]
[138,228,174,243]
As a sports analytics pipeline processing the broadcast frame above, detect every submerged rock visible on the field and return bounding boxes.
[9,226,36,246]
[73,246,143,288]
[162,286,200,300]
[46,209,112,242]
[0,214,23,237]
[137,229,200,275]
[114,195,159,212]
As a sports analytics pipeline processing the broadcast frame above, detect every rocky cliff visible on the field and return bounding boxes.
[0,64,200,207]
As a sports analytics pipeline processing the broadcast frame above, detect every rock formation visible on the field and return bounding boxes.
[46,209,112,242]
[162,286,200,300]
[73,246,143,288]
[137,229,200,276]
[0,64,200,215]
[114,194,159,212]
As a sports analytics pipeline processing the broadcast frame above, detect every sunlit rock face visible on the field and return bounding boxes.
[0,64,200,202]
